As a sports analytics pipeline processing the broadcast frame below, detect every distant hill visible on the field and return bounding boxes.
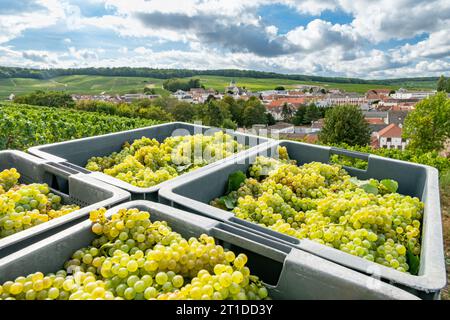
[0,73,438,100]
[0,66,440,86]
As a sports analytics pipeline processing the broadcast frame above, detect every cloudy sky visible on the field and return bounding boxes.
[0,0,449,78]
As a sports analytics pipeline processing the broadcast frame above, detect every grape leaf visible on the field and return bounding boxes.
[361,183,379,195]
[218,195,237,210]
[381,179,399,193]
[406,249,420,275]
[226,171,246,193]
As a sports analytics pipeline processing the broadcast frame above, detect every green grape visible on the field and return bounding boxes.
[211,151,424,274]
[85,133,246,188]
[0,168,80,240]
[0,207,269,301]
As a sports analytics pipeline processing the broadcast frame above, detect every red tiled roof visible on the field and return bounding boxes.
[366,118,385,124]
[268,98,306,108]
[377,123,402,138]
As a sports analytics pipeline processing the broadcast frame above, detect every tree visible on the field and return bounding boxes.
[204,100,226,127]
[292,106,306,126]
[221,118,238,130]
[14,90,75,108]
[437,75,447,92]
[319,104,371,146]
[303,104,322,124]
[274,86,285,91]
[143,87,156,94]
[162,78,202,92]
[222,96,243,126]
[403,92,450,152]
[136,106,174,122]
[242,97,268,127]
[169,102,197,122]
[281,103,294,122]
[266,113,276,126]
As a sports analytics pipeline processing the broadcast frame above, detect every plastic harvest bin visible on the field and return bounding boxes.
[28,122,271,201]
[0,150,130,258]
[158,140,446,299]
[0,200,419,300]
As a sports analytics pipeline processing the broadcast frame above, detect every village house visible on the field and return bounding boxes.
[365,89,392,101]
[372,123,408,150]
[266,97,306,120]
[225,80,246,95]
[316,94,367,107]
[390,88,436,99]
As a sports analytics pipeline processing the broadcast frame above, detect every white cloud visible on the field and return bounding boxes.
[133,46,152,55]
[69,47,99,60]
[286,19,360,51]
[0,0,66,44]
[0,0,448,78]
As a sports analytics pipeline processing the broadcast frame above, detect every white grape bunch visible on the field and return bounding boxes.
[0,168,80,239]
[211,146,423,274]
[86,132,246,188]
[0,207,269,300]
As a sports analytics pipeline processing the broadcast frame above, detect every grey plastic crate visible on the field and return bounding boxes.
[0,200,419,299]
[158,140,446,299]
[0,150,130,257]
[28,122,271,201]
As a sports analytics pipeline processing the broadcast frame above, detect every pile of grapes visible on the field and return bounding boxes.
[85,132,246,188]
[0,207,269,300]
[0,168,79,239]
[211,147,424,274]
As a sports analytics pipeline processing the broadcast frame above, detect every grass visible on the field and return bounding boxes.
[0,76,167,99]
[0,75,436,99]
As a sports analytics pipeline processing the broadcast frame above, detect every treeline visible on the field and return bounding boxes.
[14,90,75,108]
[13,91,271,130]
[162,78,202,92]
[0,66,439,85]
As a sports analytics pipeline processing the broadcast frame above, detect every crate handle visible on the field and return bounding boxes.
[230,217,301,245]
[329,147,369,161]
[212,223,291,263]
[329,147,370,171]
[42,162,79,178]
[59,162,91,174]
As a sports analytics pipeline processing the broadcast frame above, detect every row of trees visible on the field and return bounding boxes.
[12,91,271,130]
[14,90,75,108]
[0,66,439,86]
[162,78,202,92]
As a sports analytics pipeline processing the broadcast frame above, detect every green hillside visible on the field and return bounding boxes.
[0,74,436,99]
